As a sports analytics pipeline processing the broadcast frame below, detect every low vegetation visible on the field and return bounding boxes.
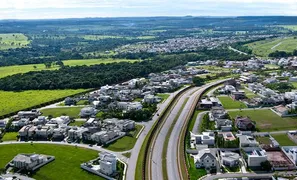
[199,113,215,132]
[1,132,18,141]
[228,109,297,132]
[0,33,30,50]
[0,89,87,118]
[41,107,83,118]
[272,134,297,146]
[104,124,143,152]
[218,96,247,109]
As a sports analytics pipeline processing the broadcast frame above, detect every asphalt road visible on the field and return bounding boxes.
[150,87,200,180]
[165,80,231,180]
[125,87,188,180]
[202,173,273,180]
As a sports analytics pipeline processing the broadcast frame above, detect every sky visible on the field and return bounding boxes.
[1,0,297,19]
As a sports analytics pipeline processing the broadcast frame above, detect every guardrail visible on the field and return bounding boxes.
[142,85,194,180]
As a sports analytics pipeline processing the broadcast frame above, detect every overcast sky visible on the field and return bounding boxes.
[1,0,297,19]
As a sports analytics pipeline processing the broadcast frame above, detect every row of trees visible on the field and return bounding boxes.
[268,50,297,58]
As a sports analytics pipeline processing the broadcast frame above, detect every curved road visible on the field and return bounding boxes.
[166,79,230,180]
[149,87,200,180]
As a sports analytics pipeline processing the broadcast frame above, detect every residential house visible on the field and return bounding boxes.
[243,148,268,167]
[209,107,228,121]
[194,148,217,171]
[239,135,259,148]
[64,97,76,106]
[18,109,41,119]
[12,154,49,170]
[215,119,232,131]
[231,91,246,100]
[80,107,97,118]
[99,152,117,176]
[143,94,162,104]
[191,132,215,147]
[235,116,255,131]
[220,151,240,167]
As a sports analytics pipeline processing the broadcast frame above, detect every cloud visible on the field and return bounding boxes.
[0,0,296,19]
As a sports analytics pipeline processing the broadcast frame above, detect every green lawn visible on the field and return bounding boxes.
[0,58,140,79]
[104,124,143,152]
[255,136,271,145]
[218,96,247,109]
[1,132,18,141]
[0,89,87,117]
[291,82,297,89]
[76,100,89,105]
[156,93,170,102]
[245,37,297,57]
[69,121,85,127]
[279,25,297,31]
[187,154,207,180]
[0,33,30,50]
[41,107,83,118]
[243,88,258,98]
[0,144,103,180]
[272,134,297,146]
[228,109,297,132]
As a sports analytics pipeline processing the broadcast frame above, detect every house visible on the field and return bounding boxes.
[200,99,213,109]
[35,126,53,139]
[218,132,236,142]
[143,94,162,104]
[209,107,228,121]
[99,152,117,176]
[32,116,46,126]
[239,135,259,148]
[289,77,297,82]
[18,125,36,139]
[80,107,97,118]
[194,148,217,171]
[91,131,118,144]
[191,132,215,147]
[220,151,240,167]
[231,91,246,100]
[215,119,232,131]
[18,109,41,119]
[64,97,76,106]
[272,105,289,117]
[0,120,6,128]
[235,116,255,131]
[12,154,49,170]
[243,148,268,167]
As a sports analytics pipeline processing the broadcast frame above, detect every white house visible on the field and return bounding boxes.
[191,132,215,147]
[244,148,268,167]
[80,107,97,118]
[99,152,117,176]
[12,154,48,170]
[239,135,259,148]
[220,151,240,167]
[194,149,217,171]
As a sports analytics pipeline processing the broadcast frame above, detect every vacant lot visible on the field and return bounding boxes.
[1,132,18,141]
[272,134,297,146]
[245,37,297,57]
[228,109,297,132]
[243,88,258,98]
[0,58,139,79]
[0,144,103,180]
[0,33,30,50]
[0,89,87,117]
[104,124,143,152]
[218,96,247,109]
[41,107,83,118]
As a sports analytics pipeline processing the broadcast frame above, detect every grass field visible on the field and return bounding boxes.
[104,124,143,152]
[0,33,30,50]
[228,109,297,132]
[0,89,87,117]
[243,88,258,98]
[0,144,103,180]
[272,134,297,146]
[280,25,297,31]
[0,58,140,79]
[1,132,18,141]
[218,96,247,109]
[187,154,207,180]
[156,93,170,102]
[69,120,85,127]
[41,107,83,118]
[245,37,297,57]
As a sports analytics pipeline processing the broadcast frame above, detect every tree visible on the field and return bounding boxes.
[33,65,37,69]
[56,61,64,67]
[193,76,205,86]
[260,161,272,172]
[44,62,52,69]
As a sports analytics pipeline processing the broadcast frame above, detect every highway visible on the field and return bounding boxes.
[149,87,200,180]
[125,87,189,180]
[201,173,274,180]
[166,79,230,180]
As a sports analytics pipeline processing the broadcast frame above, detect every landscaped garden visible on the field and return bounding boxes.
[272,134,297,146]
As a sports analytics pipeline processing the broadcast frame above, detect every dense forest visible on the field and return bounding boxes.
[0,50,250,91]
